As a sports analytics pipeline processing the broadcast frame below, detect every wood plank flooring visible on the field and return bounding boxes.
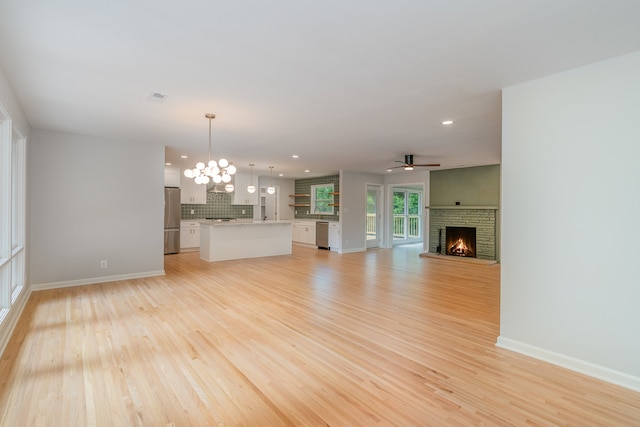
[1,245,639,425]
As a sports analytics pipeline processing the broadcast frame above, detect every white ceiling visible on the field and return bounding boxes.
[1,1,640,178]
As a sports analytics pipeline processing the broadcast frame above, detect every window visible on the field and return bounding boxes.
[311,184,334,215]
[11,135,25,299]
[0,106,26,320]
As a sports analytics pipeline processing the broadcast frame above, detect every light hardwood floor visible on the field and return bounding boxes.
[1,245,639,425]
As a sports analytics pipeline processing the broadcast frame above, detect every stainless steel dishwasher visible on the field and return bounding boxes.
[316,221,329,249]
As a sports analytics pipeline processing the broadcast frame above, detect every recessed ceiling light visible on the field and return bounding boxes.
[279,173,284,177]
[386,168,393,172]
[304,170,310,173]
[292,154,299,158]
[165,162,172,166]
[181,155,188,159]
[442,120,454,125]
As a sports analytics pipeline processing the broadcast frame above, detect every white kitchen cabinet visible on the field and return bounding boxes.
[292,221,316,245]
[292,223,301,242]
[180,221,200,249]
[164,166,180,187]
[232,173,259,205]
[329,222,341,250]
[303,223,316,245]
[180,172,207,204]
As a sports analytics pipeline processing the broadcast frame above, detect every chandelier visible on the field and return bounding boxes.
[184,113,236,190]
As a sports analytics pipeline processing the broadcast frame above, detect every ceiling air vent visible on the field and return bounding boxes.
[147,92,168,103]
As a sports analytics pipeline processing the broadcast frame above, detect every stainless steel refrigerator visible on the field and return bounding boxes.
[164,187,181,254]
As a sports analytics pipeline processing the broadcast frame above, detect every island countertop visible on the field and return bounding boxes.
[198,219,293,226]
[199,220,292,262]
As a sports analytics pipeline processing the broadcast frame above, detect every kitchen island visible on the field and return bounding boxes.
[199,220,293,262]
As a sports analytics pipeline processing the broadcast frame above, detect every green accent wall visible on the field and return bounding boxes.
[430,165,500,206]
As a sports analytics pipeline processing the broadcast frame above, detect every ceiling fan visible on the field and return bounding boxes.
[387,154,440,171]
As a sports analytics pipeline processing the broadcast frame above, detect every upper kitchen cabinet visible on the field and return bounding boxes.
[164,166,181,187]
[232,173,259,205]
[180,171,207,204]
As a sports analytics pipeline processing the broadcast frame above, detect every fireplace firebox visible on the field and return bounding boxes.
[446,226,476,257]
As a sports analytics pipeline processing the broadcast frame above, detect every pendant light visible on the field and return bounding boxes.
[247,163,256,194]
[183,113,236,191]
[267,166,276,195]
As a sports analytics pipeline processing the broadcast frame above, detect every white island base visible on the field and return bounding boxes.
[200,221,293,262]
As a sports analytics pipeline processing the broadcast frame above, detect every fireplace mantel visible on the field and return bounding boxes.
[427,206,499,210]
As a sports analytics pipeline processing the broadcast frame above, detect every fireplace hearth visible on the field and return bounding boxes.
[446,226,476,257]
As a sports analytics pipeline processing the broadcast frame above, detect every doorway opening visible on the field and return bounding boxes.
[260,186,278,221]
[392,187,423,246]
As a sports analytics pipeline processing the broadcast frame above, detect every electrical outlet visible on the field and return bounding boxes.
[190,209,194,215]
[242,209,245,214]
[100,260,108,269]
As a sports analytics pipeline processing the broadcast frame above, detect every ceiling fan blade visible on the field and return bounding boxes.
[386,155,440,170]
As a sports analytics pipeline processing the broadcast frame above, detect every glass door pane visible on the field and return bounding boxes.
[393,191,406,240]
[408,192,421,239]
[366,185,379,248]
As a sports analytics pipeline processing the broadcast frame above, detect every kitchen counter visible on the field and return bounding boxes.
[199,220,292,262]
[199,219,293,225]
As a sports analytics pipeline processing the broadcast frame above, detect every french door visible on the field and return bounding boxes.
[393,189,422,245]
[366,184,382,248]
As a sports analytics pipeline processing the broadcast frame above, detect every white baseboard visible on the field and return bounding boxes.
[30,270,166,292]
[340,246,366,254]
[496,336,640,392]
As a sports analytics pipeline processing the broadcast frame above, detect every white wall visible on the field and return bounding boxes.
[384,170,429,187]
[341,170,384,252]
[0,68,29,136]
[499,50,640,391]
[29,129,165,287]
[256,176,295,220]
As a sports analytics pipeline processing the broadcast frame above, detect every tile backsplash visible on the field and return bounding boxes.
[294,175,340,220]
[180,192,253,219]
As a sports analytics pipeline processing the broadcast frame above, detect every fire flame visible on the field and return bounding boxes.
[450,238,468,255]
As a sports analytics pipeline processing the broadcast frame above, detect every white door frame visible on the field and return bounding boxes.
[387,182,426,250]
[366,183,384,249]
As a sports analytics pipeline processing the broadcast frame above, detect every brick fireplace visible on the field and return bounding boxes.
[429,208,497,260]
